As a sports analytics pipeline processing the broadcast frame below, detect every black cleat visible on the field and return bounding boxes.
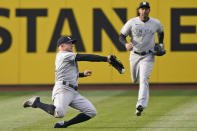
[23,96,40,108]
[136,105,144,116]
[54,120,68,128]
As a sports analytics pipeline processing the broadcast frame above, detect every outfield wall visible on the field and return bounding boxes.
[0,0,197,84]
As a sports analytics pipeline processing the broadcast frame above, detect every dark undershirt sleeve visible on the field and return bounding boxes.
[158,32,164,43]
[119,33,127,45]
[75,54,108,62]
[79,73,85,77]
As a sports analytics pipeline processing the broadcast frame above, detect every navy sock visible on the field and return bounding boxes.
[66,113,91,127]
[36,102,55,116]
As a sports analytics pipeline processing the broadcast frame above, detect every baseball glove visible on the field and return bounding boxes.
[109,55,125,74]
[153,44,166,56]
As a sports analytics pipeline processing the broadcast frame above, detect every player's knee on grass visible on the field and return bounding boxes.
[84,108,97,118]
[54,107,66,118]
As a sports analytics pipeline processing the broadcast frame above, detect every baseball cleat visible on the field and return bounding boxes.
[23,96,40,108]
[136,105,144,116]
[54,120,68,128]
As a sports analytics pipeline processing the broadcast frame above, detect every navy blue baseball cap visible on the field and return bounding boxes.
[138,1,150,8]
[57,36,77,47]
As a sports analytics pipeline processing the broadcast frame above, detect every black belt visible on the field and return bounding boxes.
[134,50,151,56]
[62,81,78,90]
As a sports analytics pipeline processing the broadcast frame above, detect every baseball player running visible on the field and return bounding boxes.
[23,36,124,128]
[119,1,165,116]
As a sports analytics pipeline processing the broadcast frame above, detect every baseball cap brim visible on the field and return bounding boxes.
[68,39,77,44]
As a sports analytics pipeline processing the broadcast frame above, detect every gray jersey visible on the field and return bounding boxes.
[120,16,164,110]
[55,51,78,86]
[52,51,97,118]
[120,17,163,52]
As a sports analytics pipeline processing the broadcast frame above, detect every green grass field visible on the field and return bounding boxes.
[0,89,197,131]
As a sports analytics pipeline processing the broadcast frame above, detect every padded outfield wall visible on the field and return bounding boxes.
[0,0,197,84]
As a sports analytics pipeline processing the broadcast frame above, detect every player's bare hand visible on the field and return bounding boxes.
[84,70,92,76]
[125,43,133,51]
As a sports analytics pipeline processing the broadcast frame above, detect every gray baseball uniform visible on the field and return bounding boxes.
[23,35,125,128]
[120,16,163,108]
[52,51,96,118]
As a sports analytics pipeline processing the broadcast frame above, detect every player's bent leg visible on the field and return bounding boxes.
[54,93,97,128]
[54,107,66,118]
[54,113,92,128]
[85,109,97,118]
[54,106,95,128]
[53,89,74,118]
[70,93,97,118]
[36,102,56,116]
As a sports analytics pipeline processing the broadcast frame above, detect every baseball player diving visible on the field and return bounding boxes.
[23,36,124,128]
[119,1,166,116]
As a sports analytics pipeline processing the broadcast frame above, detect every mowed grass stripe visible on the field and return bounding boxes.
[14,90,127,131]
[135,90,197,131]
[142,98,197,131]
[78,90,197,131]
[38,90,139,131]
[0,91,53,131]
[0,90,197,131]
[65,90,197,131]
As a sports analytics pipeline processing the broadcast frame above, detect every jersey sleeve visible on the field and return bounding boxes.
[120,19,132,36]
[156,20,163,33]
[63,52,77,61]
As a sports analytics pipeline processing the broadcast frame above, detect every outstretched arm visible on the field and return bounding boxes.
[76,54,125,74]
[75,54,108,62]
